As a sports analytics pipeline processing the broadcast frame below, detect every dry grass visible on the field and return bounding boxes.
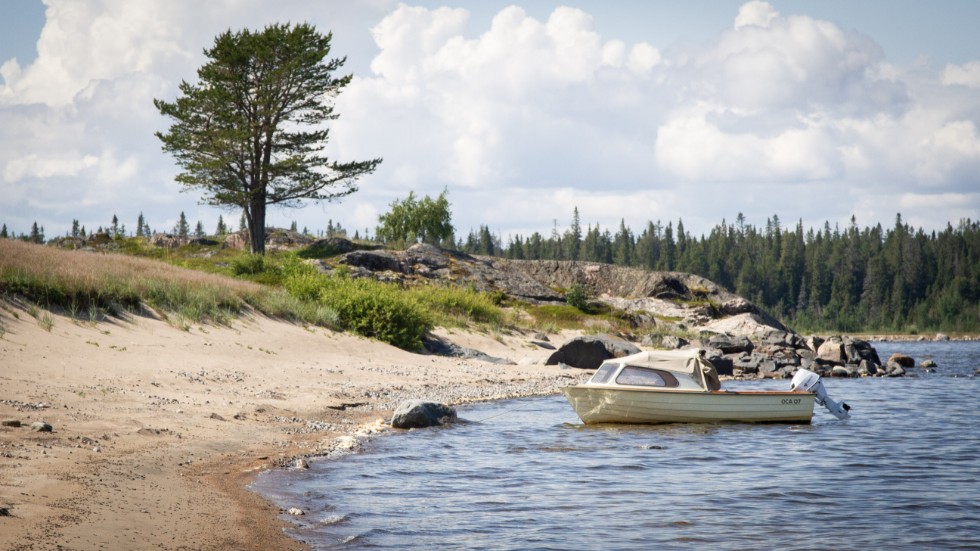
[0,239,332,326]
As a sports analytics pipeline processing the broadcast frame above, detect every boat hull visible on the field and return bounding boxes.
[562,386,815,424]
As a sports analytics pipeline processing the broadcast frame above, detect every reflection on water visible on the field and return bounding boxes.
[253,341,980,550]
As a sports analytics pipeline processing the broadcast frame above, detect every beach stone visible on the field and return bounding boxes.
[30,422,52,432]
[390,400,458,429]
[935,333,949,341]
[887,353,915,368]
[920,359,937,368]
[545,334,640,369]
[295,458,309,469]
[2,419,21,427]
[287,507,305,516]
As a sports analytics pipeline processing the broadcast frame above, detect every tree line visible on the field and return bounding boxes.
[456,210,980,334]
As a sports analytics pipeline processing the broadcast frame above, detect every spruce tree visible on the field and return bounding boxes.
[29,222,44,244]
[176,212,190,238]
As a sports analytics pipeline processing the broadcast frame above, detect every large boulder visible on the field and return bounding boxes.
[305,237,358,257]
[546,335,641,369]
[266,229,314,251]
[887,353,915,368]
[390,400,458,429]
[340,250,403,273]
[843,337,881,367]
[707,333,754,354]
[816,337,846,364]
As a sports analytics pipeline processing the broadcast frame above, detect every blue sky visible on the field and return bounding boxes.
[1,0,979,241]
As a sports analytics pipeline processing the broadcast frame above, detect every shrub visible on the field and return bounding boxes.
[565,285,589,312]
[408,285,502,327]
[231,254,265,275]
[319,277,432,351]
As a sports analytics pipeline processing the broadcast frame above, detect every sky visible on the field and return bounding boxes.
[1,0,979,243]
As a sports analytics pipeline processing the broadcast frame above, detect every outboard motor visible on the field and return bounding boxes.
[791,368,851,420]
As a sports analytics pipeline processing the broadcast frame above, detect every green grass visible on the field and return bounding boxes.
[0,238,336,329]
[2,236,672,351]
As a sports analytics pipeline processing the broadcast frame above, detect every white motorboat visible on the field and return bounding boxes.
[562,348,850,425]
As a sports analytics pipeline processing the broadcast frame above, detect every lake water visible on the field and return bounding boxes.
[253,341,980,550]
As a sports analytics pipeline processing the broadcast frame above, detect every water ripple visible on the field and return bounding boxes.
[253,341,980,550]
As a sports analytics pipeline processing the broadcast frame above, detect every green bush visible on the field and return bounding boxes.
[565,285,589,312]
[231,254,265,275]
[320,277,432,351]
[408,285,502,327]
[281,260,431,350]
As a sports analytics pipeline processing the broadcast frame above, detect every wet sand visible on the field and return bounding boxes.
[0,303,582,550]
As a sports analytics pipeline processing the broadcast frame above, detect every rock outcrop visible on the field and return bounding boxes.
[691,331,885,379]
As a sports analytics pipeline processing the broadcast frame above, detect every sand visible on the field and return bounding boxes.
[0,302,585,550]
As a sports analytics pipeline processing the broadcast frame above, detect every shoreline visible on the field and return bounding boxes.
[0,304,585,550]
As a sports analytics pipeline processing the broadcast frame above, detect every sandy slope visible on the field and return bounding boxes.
[0,303,583,550]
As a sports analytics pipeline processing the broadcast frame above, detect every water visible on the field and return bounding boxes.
[253,341,980,549]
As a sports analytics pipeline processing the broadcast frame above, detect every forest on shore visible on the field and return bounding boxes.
[4,210,978,335]
[458,212,980,334]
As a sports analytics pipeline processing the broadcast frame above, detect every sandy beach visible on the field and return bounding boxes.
[0,303,584,550]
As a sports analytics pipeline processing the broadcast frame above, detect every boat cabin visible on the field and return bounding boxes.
[588,349,721,392]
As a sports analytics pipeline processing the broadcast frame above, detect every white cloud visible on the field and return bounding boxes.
[733,1,779,30]
[942,61,980,88]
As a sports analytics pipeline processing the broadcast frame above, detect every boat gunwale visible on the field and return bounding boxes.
[565,384,815,397]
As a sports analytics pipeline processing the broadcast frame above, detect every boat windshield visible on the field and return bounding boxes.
[615,366,680,388]
[590,363,618,384]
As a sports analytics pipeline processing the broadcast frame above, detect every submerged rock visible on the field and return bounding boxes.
[391,400,458,429]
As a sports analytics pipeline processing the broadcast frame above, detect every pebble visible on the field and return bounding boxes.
[287,507,305,516]
[30,422,53,432]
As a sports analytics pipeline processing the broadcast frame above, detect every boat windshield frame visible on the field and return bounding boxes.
[590,363,619,385]
[615,365,681,388]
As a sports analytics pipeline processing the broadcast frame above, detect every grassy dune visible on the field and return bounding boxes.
[0,239,522,350]
[0,239,336,327]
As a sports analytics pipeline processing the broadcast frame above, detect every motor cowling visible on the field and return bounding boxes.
[791,368,851,420]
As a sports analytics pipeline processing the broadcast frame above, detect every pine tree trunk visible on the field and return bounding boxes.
[249,197,266,255]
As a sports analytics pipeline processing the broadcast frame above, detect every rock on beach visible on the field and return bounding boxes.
[390,400,458,429]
